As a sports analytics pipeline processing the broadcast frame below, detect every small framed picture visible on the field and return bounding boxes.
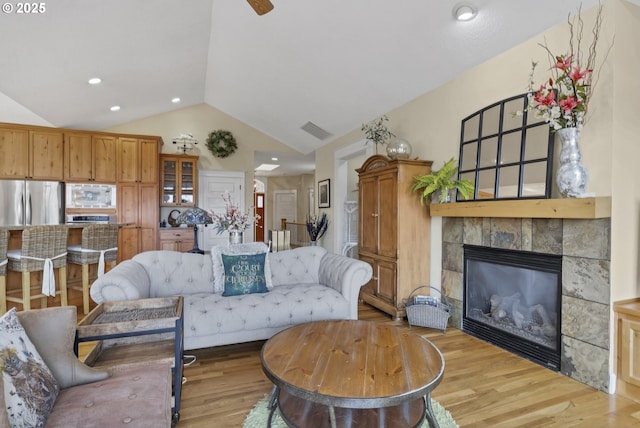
[318,179,330,208]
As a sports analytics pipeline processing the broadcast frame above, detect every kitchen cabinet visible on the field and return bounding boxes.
[117,137,158,184]
[159,228,195,252]
[160,155,198,207]
[0,127,28,178]
[65,133,117,182]
[29,130,64,180]
[0,127,63,180]
[118,183,159,261]
[357,155,432,319]
[614,298,640,404]
[117,137,160,262]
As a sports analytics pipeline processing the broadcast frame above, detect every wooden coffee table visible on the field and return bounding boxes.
[261,320,445,428]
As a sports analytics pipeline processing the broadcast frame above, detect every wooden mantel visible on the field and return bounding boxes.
[429,197,611,219]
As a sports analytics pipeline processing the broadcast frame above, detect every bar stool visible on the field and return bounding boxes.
[0,228,8,314]
[67,224,118,314]
[6,225,69,311]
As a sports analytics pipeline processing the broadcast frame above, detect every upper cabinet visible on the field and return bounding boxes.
[0,127,63,180]
[0,127,28,178]
[117,137,159,184]
[160,154,198,207]
[64,133,117,183]
[29,130,64,180]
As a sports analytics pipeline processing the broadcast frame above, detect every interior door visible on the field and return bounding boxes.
[254,192,265,242]
[198,171,245,251]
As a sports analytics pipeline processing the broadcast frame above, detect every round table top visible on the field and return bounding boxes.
[261,320,444,409]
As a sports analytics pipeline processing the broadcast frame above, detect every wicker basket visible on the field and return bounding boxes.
[403,286,451,333]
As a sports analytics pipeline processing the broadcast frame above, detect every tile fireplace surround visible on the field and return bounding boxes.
[433,198,611,392]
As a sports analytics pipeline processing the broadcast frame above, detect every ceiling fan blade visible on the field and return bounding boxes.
[246,0,274,15]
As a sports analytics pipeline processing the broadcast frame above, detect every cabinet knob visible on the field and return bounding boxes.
[371,213,379,217]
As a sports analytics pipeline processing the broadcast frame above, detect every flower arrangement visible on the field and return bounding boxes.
[306,213,328,242]
[361,115,395,152]
[525,4,608,131]
[208,191,260,234]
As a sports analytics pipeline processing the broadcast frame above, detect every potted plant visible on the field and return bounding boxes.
[411,158,474,204]
[361,115,395,154]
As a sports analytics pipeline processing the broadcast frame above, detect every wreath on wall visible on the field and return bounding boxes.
[206,130,238,158]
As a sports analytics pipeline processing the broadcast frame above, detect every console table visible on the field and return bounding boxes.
[74,296,184,423]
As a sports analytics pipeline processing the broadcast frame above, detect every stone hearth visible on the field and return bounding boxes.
[441,216,611,392]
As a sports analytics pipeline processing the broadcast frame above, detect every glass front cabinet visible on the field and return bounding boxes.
[160,154,198,207]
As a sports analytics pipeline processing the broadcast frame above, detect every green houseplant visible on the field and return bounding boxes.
[361,115,395,154]
[411,158,474,204]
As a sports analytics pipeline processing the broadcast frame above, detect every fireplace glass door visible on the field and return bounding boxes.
[463,245,562,369]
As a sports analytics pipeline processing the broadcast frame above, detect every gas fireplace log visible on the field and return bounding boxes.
[489,293,521,320]
[530,304,557,338]
[488,293,556,339]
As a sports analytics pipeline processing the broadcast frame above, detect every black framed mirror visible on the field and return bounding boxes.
[458,93,553,201]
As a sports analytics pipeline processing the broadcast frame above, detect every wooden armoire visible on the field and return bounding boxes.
[357,155,432,319]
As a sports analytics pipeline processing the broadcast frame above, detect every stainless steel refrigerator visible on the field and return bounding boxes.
[0,180,64,226]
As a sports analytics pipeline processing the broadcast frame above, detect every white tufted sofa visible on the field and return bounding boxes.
[90,246,372,351]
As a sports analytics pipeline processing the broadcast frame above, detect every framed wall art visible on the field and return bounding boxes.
[318,179,330,208]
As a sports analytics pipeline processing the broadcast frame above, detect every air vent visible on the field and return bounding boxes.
[301,121,332,141]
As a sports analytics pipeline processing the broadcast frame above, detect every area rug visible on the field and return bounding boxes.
[243,395,458,428]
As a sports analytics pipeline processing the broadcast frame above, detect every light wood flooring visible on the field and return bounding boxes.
[172,302,640,427]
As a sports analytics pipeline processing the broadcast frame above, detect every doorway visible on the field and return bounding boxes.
[254,192,265,242]
[333,140,371,255]
[254,178,266,243]
[274,190,297,244]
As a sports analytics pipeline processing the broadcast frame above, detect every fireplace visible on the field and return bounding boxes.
[463,245,562,370]
[441,215,611,392]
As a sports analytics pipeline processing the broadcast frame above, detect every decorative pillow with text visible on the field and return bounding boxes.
[211,242,273,293]
[221,253,269,296]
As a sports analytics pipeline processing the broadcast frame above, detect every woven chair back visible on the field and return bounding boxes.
[16,225,69,271]
[67,224,119,265]
[81,224,119,251]
[0,228,8,276]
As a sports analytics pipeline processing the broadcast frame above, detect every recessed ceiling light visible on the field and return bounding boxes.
[171,97,181,103]
[88,77,102,85]
[271,157,278,161]
[454,4,477,21]
[110,105,120,112]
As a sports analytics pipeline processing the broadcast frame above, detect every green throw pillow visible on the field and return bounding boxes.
[221,253,269,296]
[0,308,59,427]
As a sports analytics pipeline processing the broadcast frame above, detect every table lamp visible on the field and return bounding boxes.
[176,207,213,254]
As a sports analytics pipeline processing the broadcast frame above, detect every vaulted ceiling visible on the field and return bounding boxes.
[0,0,599,157]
